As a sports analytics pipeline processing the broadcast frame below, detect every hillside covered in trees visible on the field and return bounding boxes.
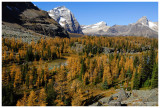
[2,36,158,106]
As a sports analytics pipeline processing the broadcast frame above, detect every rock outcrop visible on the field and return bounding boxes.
[89,88,158,106]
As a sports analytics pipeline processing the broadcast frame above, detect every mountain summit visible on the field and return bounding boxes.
[81,21,110,36]
[48,6,83,34]
[136,16,149,26]
[135,16,158,32]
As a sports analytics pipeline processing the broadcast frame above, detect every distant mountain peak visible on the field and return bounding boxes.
[141,16,147,18]
[95,21,107,26]
[137,16,149,26]
[81,21,110,36]
[56,6,66,8]
[136,16,158,32]
[48,6,83,34]
[53,6,70,11]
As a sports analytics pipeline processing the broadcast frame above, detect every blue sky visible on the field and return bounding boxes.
[32,2,158,26]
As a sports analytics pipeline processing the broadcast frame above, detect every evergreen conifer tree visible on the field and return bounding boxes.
[133,70,140,90]
[151,63,158,88]
[102,80,109,90]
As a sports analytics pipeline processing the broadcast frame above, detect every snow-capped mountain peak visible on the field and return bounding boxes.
[96,21,107,25]
[136,16,158,32]
[82,21,107,29]
[48,6,83,34]
[81,21,110,36]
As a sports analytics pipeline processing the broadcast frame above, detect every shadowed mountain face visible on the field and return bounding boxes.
[48,6,83,34]
[2,2,69,38]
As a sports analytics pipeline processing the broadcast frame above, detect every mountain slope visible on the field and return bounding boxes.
[107,23,158,38]
[48,6,83,34]
[2,2,69,38]
[81,21,110,36]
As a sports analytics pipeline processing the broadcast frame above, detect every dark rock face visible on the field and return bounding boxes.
[2,2,69,38]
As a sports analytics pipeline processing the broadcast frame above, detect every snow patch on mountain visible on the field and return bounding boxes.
[149,21,158,32]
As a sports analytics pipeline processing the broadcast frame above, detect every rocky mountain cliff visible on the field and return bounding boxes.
[81,21,110,36]
[2,2,69,38]
[48,6,83,34]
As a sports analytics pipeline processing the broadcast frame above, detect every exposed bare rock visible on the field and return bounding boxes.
[89,88,158,106]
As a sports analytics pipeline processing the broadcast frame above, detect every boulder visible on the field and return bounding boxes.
[99,97,110,105]
[122,88,158,106]
[145,88,158,102]
[103,47,115,54]
[109,100,121,106]
[112,89,128,101]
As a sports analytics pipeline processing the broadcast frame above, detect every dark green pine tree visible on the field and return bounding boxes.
[133,56,139,68]
[2,84,17,106]
[25,46,34,61]
[79,59,86,81]
[133,70,140,90]
[102,80,109,90]
[85,77,89,85]
[148,47,155,78]
[151,63,158,88]
[140,55,149,87]
[46,81,57,106]
[25,74,29,89]
[126,67,132,79]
